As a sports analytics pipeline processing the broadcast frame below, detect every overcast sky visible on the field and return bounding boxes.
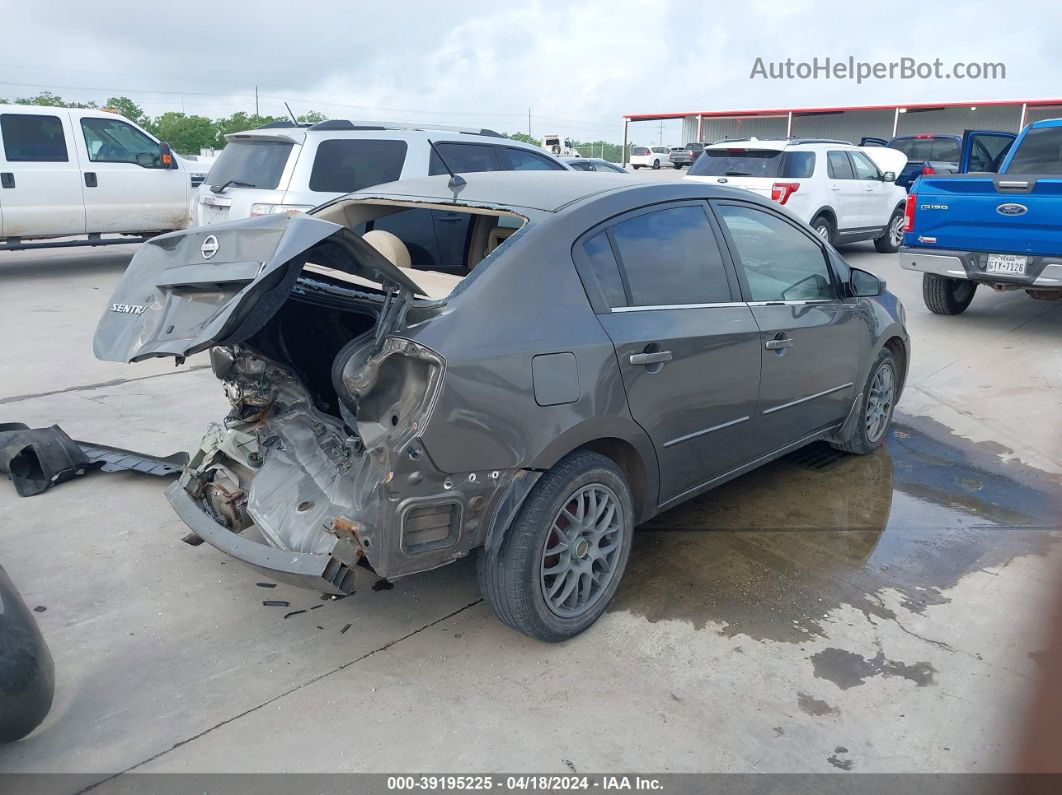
[2,0,1059,145]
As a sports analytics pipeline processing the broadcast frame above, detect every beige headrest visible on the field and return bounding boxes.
[362,229,412,270]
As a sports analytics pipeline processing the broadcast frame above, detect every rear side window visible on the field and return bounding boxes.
[1005,127,1062,175]
[205,140,293,190]
[580,232,627,307]
[429,142,501,175]
[1,114,68,162]
[827,151,855,179]
[608,205,732,306]
[503,147,564,171]
[309,139,407,193]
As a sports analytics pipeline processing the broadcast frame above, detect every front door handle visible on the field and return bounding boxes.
[0,172,14,189]
[764,337,795,350]
[84,172,98,188]
[629,350,673,366]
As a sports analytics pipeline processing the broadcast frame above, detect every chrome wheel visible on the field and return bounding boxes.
[540,484,624,618]
[814,221,831,241]
[865,362,895,442]
[888,214,905,247]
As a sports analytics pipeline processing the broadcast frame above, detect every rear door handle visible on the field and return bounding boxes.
[84,172,98,188]
[0,172,14,189]
[629,350,673,366]
[764,337,795,350]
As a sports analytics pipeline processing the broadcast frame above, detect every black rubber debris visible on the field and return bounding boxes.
[181,533,204,547]
[372,579,394,591]
[33,605,46,613]
[310,604,322,610]
[340,624,352,634]
[262,600,290,608]
[316,625,324,630]
[256,582,277,589]
[284,610,306,619]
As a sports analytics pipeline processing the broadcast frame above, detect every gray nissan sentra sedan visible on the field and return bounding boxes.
[94,171,909,641]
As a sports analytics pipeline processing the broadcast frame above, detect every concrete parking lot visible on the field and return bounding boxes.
[1,169,1059,783]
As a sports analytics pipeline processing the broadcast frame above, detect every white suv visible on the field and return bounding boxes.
[684,138,909,251]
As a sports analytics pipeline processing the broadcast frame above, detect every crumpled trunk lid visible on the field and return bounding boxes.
[94,213,426,363]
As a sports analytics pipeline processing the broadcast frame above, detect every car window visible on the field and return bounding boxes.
[568,160,593,171]
[608,205,732,306]
[888,138,933,160]
[0,113,68,162]
[504,147,565,171]
[849,151,880,180]
[716,205,834,302]
[651,147,669,154]
[205,140,293,190]
[429,142,502,175]
[689,149,814,178]
[1006,127,1062,175]
[968,135,1014,173]
[596,161,627,173]
[827,150,856,179]
[632,146,650,156]
[929,138,961,162]
[308,139,406,193]
[580,231,627,308]
[81,117,158,164]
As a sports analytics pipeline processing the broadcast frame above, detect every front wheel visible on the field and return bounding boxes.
[923,273,977,315]
[477,451,634,642]
[830,347,898,456]
[874,208,906,253]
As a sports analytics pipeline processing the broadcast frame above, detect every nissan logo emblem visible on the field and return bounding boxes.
[201,234,220,259]
[996,203,1028,216]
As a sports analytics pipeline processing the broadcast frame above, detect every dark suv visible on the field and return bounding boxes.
[95,172,908,641]
[669,142,705,168]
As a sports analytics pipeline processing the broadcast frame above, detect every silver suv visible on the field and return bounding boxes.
[196,120,569,268]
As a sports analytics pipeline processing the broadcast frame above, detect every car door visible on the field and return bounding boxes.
[578,202,762,504]
[848,150,891,230]
[959,130,1017,173]
[0,110,85,238]
[825,150,862,231]
[712,201,860,457]
[76,115,189,233]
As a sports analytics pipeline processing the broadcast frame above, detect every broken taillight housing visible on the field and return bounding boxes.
[771,182,800,205]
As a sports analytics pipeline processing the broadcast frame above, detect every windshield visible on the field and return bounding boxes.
[1006,127,1062,175]
[205,140,293,190]
[689,149,815,178]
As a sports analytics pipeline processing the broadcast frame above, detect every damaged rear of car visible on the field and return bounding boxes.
[95,196,536,596]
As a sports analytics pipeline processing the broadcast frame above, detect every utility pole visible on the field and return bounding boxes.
[255,86,260,124]
[528,108,532,140]
[659,121,663,147]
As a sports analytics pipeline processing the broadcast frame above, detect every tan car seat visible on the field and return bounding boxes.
[361,230,462,300]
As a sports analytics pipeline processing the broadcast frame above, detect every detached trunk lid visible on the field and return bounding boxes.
[94,213,427,363]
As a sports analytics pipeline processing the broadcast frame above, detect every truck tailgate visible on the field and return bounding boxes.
[909,175,1062,256]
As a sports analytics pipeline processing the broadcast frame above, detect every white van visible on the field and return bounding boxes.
[0,105,194,250]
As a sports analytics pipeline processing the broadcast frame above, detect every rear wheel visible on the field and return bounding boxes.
[831,347,898,455]
[632,164,642,170]
[923,273,977,315]
[673,163,682,169]
[810,214,835,247]
[874,208,906,253]
[652,159,660,169]
[477,451,634,642]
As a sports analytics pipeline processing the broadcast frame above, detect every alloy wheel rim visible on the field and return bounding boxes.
[540,484,624,618]
[865,362,895,442]
[889,215,905,247]
[815,223,830,241]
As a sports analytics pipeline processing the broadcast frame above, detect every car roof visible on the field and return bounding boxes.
[353,171,643,212]
[1030,117,1062,128]
[227,120,531,147]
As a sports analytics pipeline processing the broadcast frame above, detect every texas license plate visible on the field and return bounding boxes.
[986,254,1027,275]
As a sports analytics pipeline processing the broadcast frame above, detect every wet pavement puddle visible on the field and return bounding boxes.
[610,413,1062,646]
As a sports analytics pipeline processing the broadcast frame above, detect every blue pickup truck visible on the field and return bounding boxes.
[899,119,1062,314]
[862,132,1016,190]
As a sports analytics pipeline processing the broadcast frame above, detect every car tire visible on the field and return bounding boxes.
[652,159,660,169]
[673,163,682,170]
[830,347,898,456]
[477,451,634,642]
[810,214,836,247]
[632,164,641,170]
[923,273,977,315]
[874,207,906,253]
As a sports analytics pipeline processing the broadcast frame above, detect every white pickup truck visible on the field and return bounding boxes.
[0,105,195,251]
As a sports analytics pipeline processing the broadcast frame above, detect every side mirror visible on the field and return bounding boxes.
[850,268,885,297]
[882,171,896,182]
[159,142,177,169]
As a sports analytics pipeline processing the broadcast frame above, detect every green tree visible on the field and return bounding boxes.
[104,96,150,128]
[151,112,218,155]
[297,111,327,124]
[11,91,96,109]
[213,111,287,146]
[505,132,542,147]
